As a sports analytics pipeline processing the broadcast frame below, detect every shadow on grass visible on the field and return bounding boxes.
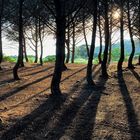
[117,71,140,140]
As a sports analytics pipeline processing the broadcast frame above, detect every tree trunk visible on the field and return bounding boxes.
[13,0,24,80]
[23,34,28,62]
[101,0,109,78]
[71,21,75,63]
[108,2,113,64]
[86,0,97,85]
[127,0,135,69]
[117,1,125,71]
[0,20,2,70]
[65,39,70,63]
[66,17,70,63]
[39,17,43,66]
[62,52,67,71]
[34,19,38,63]
[51,0,66,95]
[98,12,102,64]
[83,14,89,57]
[0,0,4,70]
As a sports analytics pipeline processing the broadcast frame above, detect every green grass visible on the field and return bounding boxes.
[3,56,17,62]
[3,54,139,64]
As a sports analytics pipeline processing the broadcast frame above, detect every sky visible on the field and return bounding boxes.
[2,30,131,58]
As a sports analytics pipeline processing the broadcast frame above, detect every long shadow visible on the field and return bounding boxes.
[24,82,92,139]
[1,65,100,113]
[23,66,54,77]
[130,69,140,83]
[0,73,53,102]
[1,65,100,112]
[0,65,39,75]
[43,67,104,140]
[61,65,98,82]
[0,65,100,139]
[71,78,107,140]
[0,66,87,102]
[0,65,41,85]
[0,79,15,86]
[117,71,140,140]
[0,96,66,140]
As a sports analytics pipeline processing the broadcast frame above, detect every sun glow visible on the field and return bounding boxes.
[113,10,120,19]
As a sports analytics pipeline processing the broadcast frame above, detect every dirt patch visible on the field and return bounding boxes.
[0,62,140,140]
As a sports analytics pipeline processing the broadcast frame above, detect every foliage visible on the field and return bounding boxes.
[43,55,56,62]
[3,56,17,62]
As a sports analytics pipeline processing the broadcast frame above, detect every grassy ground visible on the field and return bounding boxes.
[0,62,140,140]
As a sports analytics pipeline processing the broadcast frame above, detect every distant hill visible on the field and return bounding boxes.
[94,39,140,57]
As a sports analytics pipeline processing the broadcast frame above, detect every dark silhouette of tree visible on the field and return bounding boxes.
[51,0,66,95]
[86,0,98,85]
[71,20,76,63]
[127,0,136,69]
[98,3,103,64]
[0,0,4,70]
[13,0,24,80]
[117,0,125,71]
[101,0,110,78]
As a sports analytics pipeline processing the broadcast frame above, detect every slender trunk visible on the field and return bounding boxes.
[20,36,24,67]
[117,2,125,71]
[66,17,70,63]
[101,0,109,78]
[62,50,67,71]
[108,4,112,64]
[138,0,140,65]
[65,39,70,63]
[23,35,28,62]
[127,0,135,69]
[0,0,4,70]
[34,19,38,63]
[0,21,2,70]
[71,21,75,63]
[83,15,89,57]
[98,12,102,64]
[51,0,66,95]
[39,17,43,66]
[86,0,97,85]
[13,0,24,80]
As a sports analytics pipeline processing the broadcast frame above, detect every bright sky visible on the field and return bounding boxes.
[2,30,131,58]
[3,35,56,58]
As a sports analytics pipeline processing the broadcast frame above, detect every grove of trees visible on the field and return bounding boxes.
[0,0,140,96]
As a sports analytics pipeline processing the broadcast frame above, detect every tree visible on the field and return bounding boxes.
[0,0,4,70]
[86,0,98,85]
[13,0,24,80]
[51,0,66,95]
[117,0,125,71]
[101,0,110,78]
[127,0,135,69]
[98,4,103,64]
